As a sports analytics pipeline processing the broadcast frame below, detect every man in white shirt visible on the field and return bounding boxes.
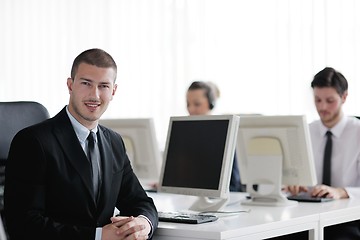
[288,67,360,240]
[309,67,360,199]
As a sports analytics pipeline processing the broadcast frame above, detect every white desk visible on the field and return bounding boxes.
[149,192,360,240]
[317,198,360,239]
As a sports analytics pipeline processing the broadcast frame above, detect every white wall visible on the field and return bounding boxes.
[1,0,359,146]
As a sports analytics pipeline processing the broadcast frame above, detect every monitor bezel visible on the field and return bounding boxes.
[99,118,162,183]
[236,115,317,206]
[158,114,240,199]
[237,115,317,187]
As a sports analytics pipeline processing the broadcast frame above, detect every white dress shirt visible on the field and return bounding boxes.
[309,115,360,198]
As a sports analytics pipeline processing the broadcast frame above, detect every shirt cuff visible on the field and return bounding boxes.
[138,215,154,237]
[95,227,102,240]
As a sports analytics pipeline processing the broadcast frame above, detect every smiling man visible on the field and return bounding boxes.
[4,48,158,240]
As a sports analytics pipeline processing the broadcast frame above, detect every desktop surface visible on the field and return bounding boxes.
[149,192,360,240]
[151,192,318,239]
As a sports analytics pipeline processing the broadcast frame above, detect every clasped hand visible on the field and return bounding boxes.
[102,215,151,240]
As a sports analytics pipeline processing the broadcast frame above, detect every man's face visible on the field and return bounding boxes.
[313,87,347,127]
[67,63,117,129]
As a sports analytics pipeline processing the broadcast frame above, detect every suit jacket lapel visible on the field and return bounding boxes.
[52,108,95,203]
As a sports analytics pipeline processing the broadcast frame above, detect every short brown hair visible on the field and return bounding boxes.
[311,67,348,96]
[70,48,117,81]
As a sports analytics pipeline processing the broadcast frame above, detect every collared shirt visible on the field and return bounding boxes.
[65,107,98,156]
[309,115,360,198]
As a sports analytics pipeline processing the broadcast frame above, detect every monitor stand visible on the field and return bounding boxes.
[241,155,297,207]
[189,196,229,212]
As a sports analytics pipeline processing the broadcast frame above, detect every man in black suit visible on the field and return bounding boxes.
[4,48,158,240]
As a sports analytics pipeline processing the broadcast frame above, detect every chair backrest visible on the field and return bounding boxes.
[0,101,50,162]
[0,101,49,235]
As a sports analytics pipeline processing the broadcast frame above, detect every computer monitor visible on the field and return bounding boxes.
[237,115,317,206]
[99,118,162,188]
[158,115,240,212]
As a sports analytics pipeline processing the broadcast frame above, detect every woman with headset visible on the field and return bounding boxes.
[186,81,244,192]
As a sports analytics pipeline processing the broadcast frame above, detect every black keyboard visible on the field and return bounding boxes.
[158,211,218,224]
[287,194,334,203]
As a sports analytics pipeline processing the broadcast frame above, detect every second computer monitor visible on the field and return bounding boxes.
[158,114,240,211]
[99,118,162,187]
[237,115,317,206]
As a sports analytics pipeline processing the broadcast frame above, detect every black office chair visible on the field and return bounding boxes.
[0,101,49,212]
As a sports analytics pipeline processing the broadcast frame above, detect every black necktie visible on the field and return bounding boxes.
[87,131,101,200]
[322,131,332,186]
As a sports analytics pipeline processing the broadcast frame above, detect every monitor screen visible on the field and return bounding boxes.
[158,115,240,211]
[237,115,317,206]
[99,118,162,188]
